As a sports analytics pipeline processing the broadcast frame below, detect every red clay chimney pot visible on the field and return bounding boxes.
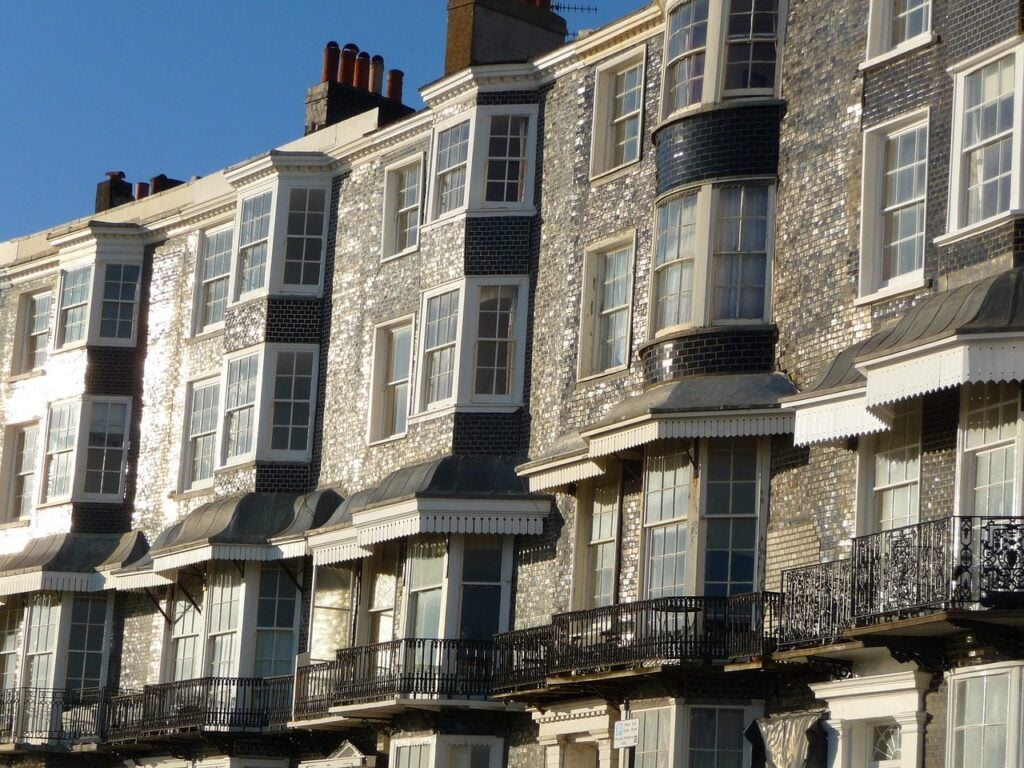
[386,69,405,103]
[339,43,358,85]
[354,51,370,90]
[369,55,385,95]
[322,41,340,83]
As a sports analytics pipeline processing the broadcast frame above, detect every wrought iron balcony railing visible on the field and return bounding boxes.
[105,675,292,742]
[779,559,852,649]
[293,638,493,721]
[0,687,106,746]
[851,515,1024,623]
[492,592,780,692]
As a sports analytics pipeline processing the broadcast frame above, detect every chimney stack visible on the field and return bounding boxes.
[95,171,134,213]
[444,0,567,76]
[304,41,414,135]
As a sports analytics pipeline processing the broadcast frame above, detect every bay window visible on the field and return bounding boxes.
[960,382,1021,517]
[434,121,471,217]
[98,263,141,341]
[270,348,316,456]
[643,439,766,598]
[170,574,203,681]
[224,352,260,461]
[253,564,298,677]
[39,398,130,504]
[653,182,774,335]
[484,115,528,204]
[950,665,1017,768]
[628,702,759,767]
[44,402,78,502]
[283,187,327,288]
[237,190,273,297]
[664,0,781,116]
[185,379,219,489]
[82,399,129,497]
[415,277,529,414]
[865,401,921,532]
[56,266,92,348]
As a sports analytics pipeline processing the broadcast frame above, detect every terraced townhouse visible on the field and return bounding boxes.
[1,0,1023,767]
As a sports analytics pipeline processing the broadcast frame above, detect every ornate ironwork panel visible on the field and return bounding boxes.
[779,559,851,648]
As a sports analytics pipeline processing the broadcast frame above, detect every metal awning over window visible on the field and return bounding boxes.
[140,489,340,574]
[0,531,148,596]
[308,455,552,565]
[788,268,1024,445]
[519,373,796,490]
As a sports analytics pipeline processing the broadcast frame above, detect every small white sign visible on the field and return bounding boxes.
[613,718,640,749]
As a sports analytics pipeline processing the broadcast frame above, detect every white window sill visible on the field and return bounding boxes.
[466,206,537,218]
[934,209,1022,247]
[36,498,72,510]
[854,275,930,306]
[860,32,938,71]
[220,454,257,471]
[77,492,126,504]
[367,432,408,447]
[408,402,522,426]
[231,290,269,308]
[577,364,630,386]
[170,483,214,500]
[52,341,87,355]
[382,246,419,264]
[93,336,138,348]
[7,368,45,384]
[274,285,324,299]
[261,452,313,464]
[589,160,642,187]
[425,207,469,229]
[189,325,226,342]
[0,518,30,531]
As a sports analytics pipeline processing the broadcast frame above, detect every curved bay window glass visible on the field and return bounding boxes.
[724,0,779,93]
[666,0,709,112]
[712,184,769,322]
[654,191,699,330]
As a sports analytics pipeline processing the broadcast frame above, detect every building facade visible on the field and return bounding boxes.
[1,0,1023,767]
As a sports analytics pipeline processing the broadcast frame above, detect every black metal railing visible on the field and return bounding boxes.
[0,687,106,745]
[847,515,1024,625]
[105,676,292,742]
[293,638,493,720]
[493,625,553,692]
[492,592,779,691]
[779,559,852,648]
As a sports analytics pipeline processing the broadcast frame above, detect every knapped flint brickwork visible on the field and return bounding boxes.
[266,297,322,344]
[654,101,785,195]
[465,215,532,275]
[639,326,776,386]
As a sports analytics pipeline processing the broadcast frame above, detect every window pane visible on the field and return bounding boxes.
[271,350,315,452]
[655,193,698,330]
[713,185,769,321]
[962,57,1015,225]
[474,285,517,396]
[667,0,709,111]
[485,115,529,203]
[436,121,470,214]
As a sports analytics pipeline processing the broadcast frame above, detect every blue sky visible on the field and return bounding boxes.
[0,1,644,241]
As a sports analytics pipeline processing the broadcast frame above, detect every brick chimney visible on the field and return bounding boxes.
[304,41,415,136]
[444,0,567,76]
[95,171,135,213]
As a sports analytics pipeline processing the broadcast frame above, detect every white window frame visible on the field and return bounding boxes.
[639,438,769,599]
[572,471,622,610]
[579,231,636,380]
[231,186,276,301]
[381,155,424,261]
[946,662,1024,768]
[412,276,530,415]
[650,180,775,339]
[192,224,234,335]
[54,263,93,350]
[471,106,539,212]
[863,0,934,67]
[856,400,922,535]
[946,43,1024,239]
[94,261,143,345]
[163,561,303,682]
[276,181,331,294]
[0,591,113,696]
[219,346,265,467]
[591,47,647,179]
[41,399,79,505]
[955,382,1023,518]
[621,700,762,768]
[1,421,40,524]
[78,396,132,502]
[429,114,476,221]
[12,290,53,375]
[260,343,319,461]
[858,109,930,301]
[181,376,220,491]
[662,0,785,120]
[368,315,415,444]
[393,534,514,642]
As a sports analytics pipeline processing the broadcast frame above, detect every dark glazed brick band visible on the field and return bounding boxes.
[655,102,785,195]
[640,325,776,386]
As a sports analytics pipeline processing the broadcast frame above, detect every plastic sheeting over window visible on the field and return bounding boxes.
[745,711,827,768]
